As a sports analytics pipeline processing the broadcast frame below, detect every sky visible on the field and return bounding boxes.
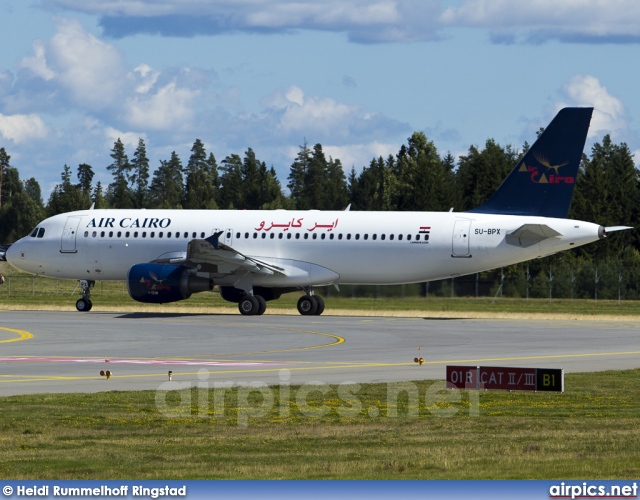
[1,0,640,200]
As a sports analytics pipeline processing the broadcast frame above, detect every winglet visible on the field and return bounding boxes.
[206,231,225,249]
[468,107,593,218]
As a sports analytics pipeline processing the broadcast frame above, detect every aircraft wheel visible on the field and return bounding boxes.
[238,295,259,316]
[313,295,325,315]
[297,295,318,316]
[76,298,92,312]
[255,295,267,315]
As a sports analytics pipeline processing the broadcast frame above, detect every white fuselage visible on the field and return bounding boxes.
[7,209,602,287]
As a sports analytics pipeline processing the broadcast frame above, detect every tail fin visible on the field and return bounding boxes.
[468,107,593,218]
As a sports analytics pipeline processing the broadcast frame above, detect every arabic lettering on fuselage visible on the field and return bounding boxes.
[254,218,340,232]
[86,217,172,229]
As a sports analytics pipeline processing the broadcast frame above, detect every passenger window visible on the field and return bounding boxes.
[312,233,317,240]
[287,233,292,239]
[126,231,130,238]
[150,232,155,238]
[381,234,385,240]
[295,233,300,239]
[347,234,351,240]
[270,233,275,239]
[100,231,105,237]
[193,232,197,238]
[253,233,258,239]
[329,234,334,240]
[262,233,266,239]
[109,231,114,237]
[407,234,411,241]
[278,233,283,239]
[372,234,377,240]
[398,234,403,241]
[167,232,172,238]
[203,232,207,238]
[118,231,122,237]
[84,231,89,237]
[134,232,138,238]
[355,234,360,240]
[245,232,249,239]
[424,234,429,241]
[389,234,394,241]
[363,234,368,240]
[158,232,163,238]
[142,232,146,238]
[92,231,97,237]
[304,233,309,240]
[338,234,343,240]
[183,232,188,238]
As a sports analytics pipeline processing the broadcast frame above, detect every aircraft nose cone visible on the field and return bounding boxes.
[5,242,21,266]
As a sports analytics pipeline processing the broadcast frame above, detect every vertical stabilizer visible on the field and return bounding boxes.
[468,107,592,218]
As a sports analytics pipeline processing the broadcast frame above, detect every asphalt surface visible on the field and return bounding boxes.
[1,311,639,396]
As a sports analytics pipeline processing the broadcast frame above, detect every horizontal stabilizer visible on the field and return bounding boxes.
[506,224,562,248]
[604,226,633,233]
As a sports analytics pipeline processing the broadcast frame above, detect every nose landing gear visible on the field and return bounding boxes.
[75,280,94,312]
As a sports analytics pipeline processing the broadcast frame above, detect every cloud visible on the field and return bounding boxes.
[440,0,640,44]
[557,75,626,137]
[0,113,48,144]
[45,0,442,43]
[250,86,409,144]
[323,142,399,169]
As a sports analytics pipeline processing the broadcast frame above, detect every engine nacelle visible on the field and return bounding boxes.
[127,263,213,304]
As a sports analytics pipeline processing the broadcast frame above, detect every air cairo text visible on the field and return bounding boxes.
[86,217,171,229]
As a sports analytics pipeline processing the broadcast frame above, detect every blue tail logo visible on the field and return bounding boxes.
[469,107,593,218]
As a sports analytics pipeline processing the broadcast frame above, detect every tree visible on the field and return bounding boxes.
[130,139,150,209]
[107,138,132,208]
[24,178,43,207]
[287,140,311,209]
[149,152,184,209]
[0,147,11,209]
[47,165,86,216]
[217,154,243,209]
[456,139,518,211]
[184,139,218,209]
[77,163,95,208]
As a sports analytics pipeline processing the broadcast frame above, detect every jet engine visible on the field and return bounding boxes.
[127,263,213,304]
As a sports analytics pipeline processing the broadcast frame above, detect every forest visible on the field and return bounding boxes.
[1,130,639,299]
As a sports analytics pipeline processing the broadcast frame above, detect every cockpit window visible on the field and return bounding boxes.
[37,228,45,238]
[30,227,39,237]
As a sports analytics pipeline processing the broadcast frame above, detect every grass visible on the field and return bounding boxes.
[2,262,640,319]
[0,370,639,479]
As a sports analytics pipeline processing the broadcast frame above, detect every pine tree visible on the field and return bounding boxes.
[184,139,218,209]
[287,140,311,209]
[130,139,150,209]
[149,152,184,209]
[107,138,132,208]
[218,154,243,209]
[0,147,11,209]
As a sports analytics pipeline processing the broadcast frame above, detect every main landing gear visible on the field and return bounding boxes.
[296,294,325,316]
[238,294,267,316]
[75,280,94,312]
[236,290,325,316]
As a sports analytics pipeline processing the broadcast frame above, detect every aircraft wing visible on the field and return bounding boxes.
[506,224,562,248]
[184,232,286,276]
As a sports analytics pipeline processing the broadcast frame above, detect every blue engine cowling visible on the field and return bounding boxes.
[127,263,213,304]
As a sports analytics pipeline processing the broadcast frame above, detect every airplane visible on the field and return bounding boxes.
[6,107,631,316]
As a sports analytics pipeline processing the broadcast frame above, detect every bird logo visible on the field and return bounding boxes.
[534,151,568,175]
